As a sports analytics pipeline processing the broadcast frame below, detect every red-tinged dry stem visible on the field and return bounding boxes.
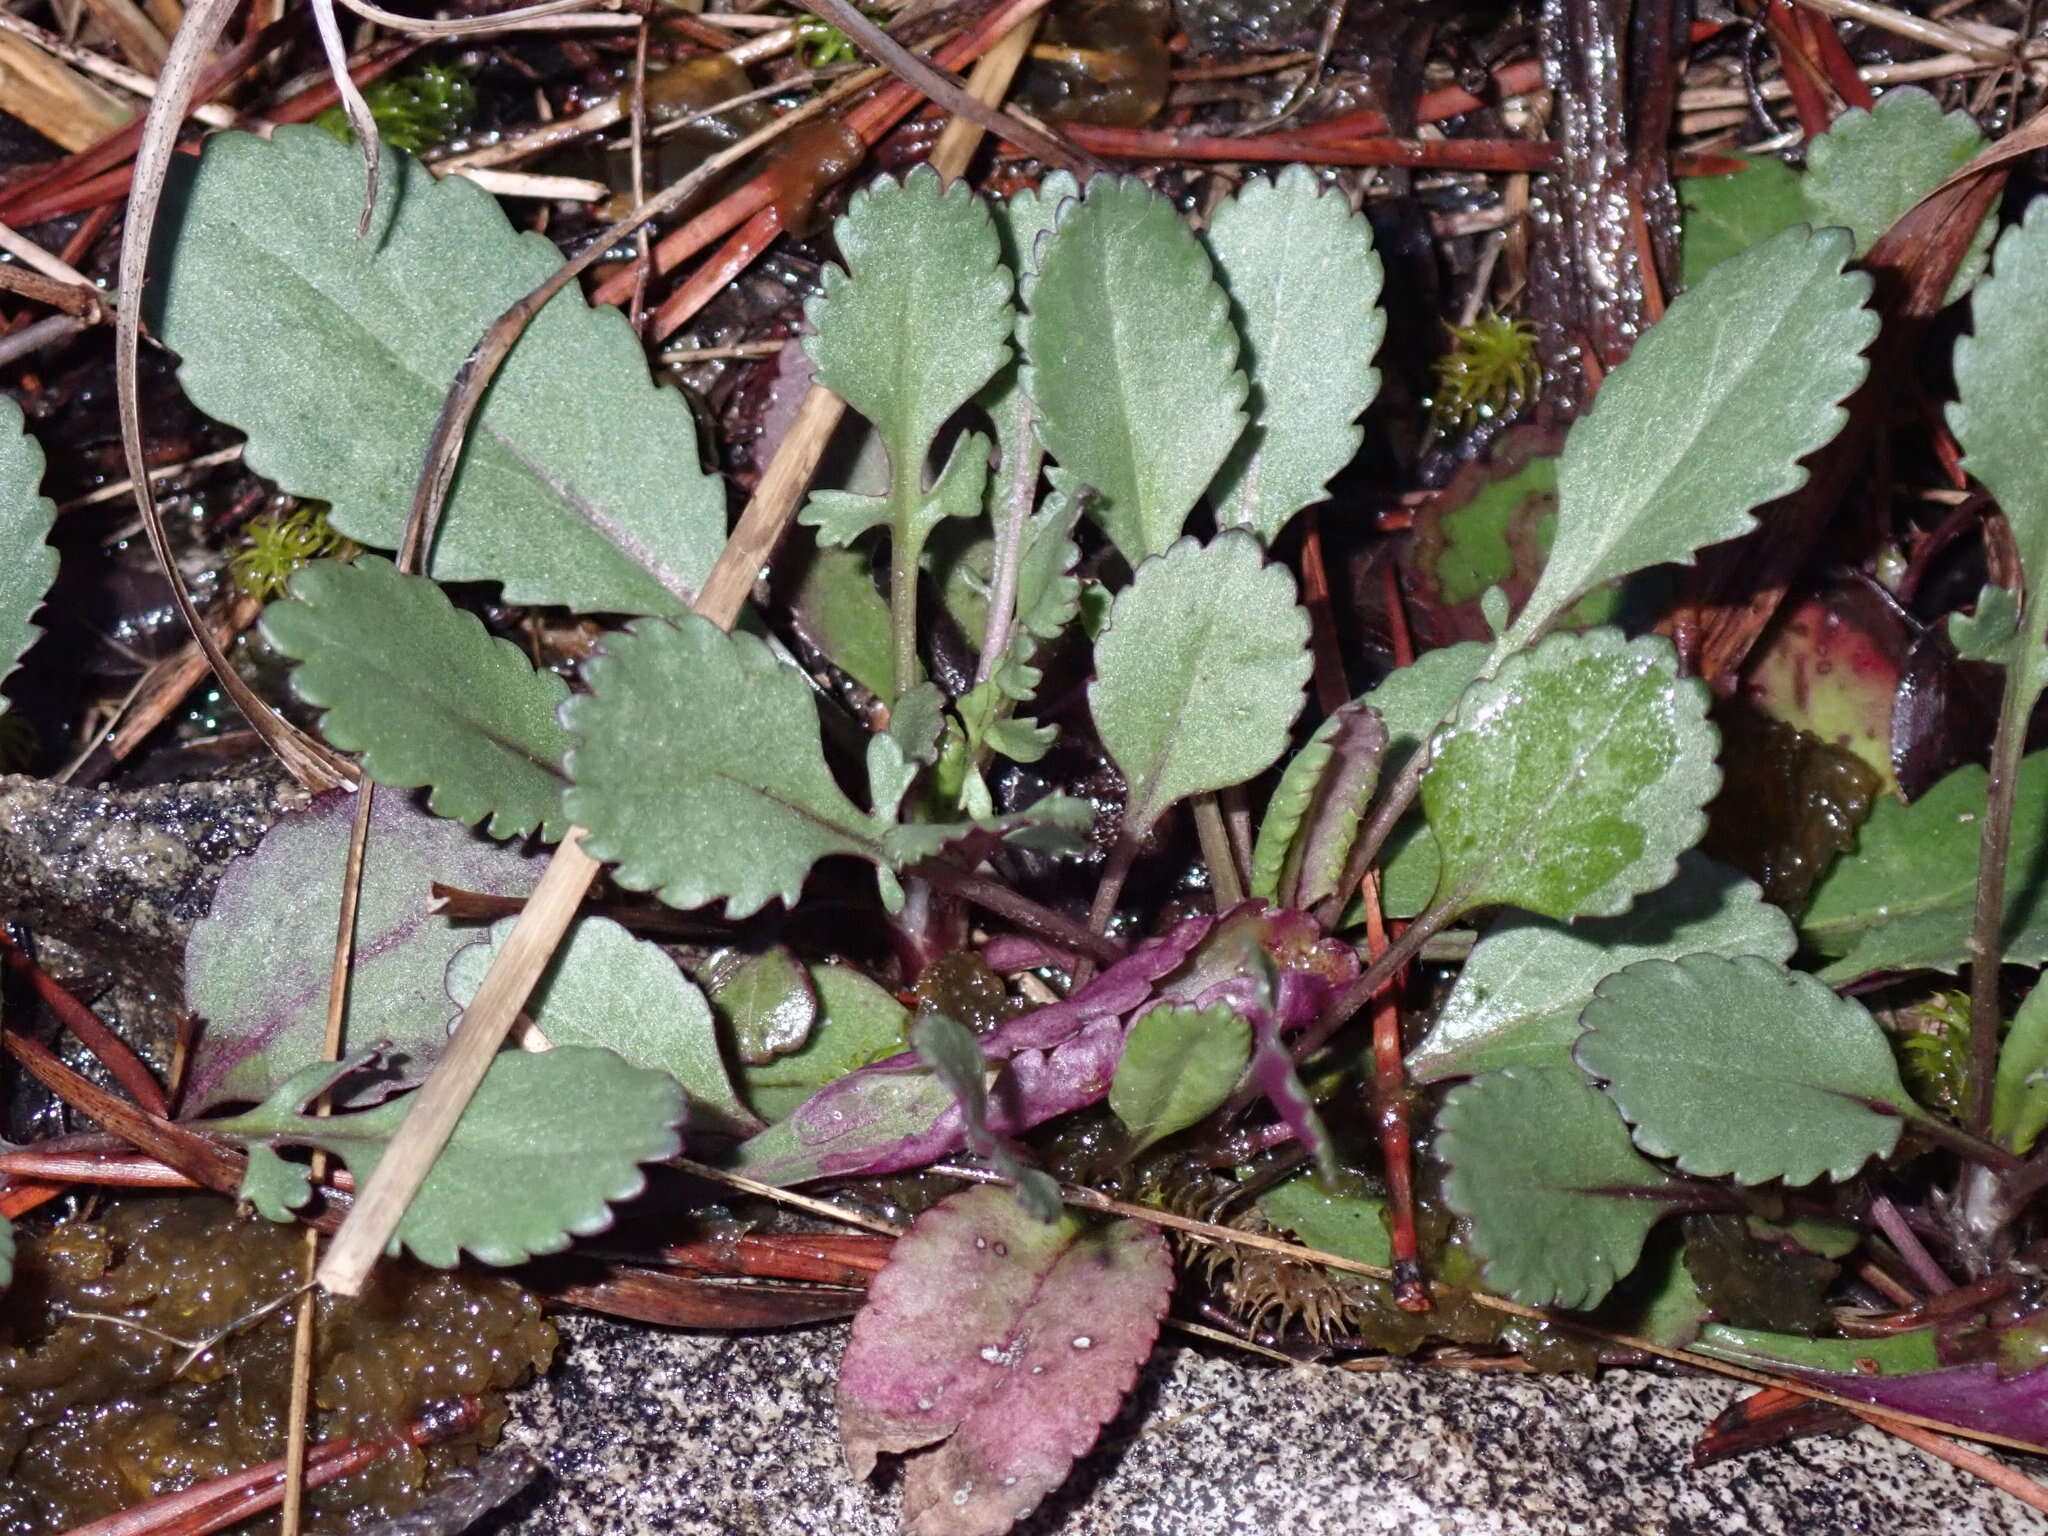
[1297,510,1350,716]
[1060,124,1555,172]
[1360,873,1428,1311]
[0,926,167,1115]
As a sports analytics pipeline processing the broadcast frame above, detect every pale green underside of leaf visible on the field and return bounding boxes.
[1803,87,1991,304]
[1438,1064,1680,1310]
[739,961,908,1124]
[1801,750,2048,981]
[151,127,723,615]
[1110,1002,1251,1152]
[0,395,56,712]
[564,615,883,918]
[1996,982,2048,1155]
[806,167,1013,489]
[1576,954,1912,1186]
[1504,226,1876,655]
[1408,852,1793,1083]
[1203,166,1383,542]
[1090,533,1311,835]
[448,915,751,1129]
[1679,154,1804,287]
[264,557,571,841]
[1023,175,1248,563]
[1421,628,1718,921]
[1951,200,2048,707]
[215,1046,684,1267]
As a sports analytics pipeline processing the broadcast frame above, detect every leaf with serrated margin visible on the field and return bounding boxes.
[1680,154,1803,286]
[150,127,722,615]
[1091,534,1310,836]
[1801,751,2048,981]
[1805,87,1991,303]
[1110,1002,1250,1152]
[839,1184,1172,1536]
[1024,176,1247,562]
[911,1011,1060,1221]
[1438,1065,1683,1309]
[565,615,884,917]
[740,961,906,1123]
[1249,701,1387,909]
[1501,227,1876,657]
[1420,629,1718,921]
[264,557,571,841]
[1204,166,1383,543]
[1575,954,1915,1185]
[1996,982,2048,1155]
[0,396,55,710]
[448,914,752,1131]
[1951,200,2048,708]
[210,1045,684,1267]
[184,792,541,1111]
[1408,853,1793,1083]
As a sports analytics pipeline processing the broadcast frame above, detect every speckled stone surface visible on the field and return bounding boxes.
[496,1316,2048,1536]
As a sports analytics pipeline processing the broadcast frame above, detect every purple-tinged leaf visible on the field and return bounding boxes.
[184,792,542,1111]
[981,913,1214,1053]
[839,1185,1173,1536]
[912,1012,1061,1222]
[1202,966,1338,1181]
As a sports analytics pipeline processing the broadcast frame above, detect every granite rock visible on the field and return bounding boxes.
[499,1315,2048,1536]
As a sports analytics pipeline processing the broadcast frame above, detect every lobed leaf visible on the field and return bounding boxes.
[1502,227,1876,656]
[1203,166,1383,542]
[1407,853,1793,1083]
[264,557,572,841]
[1576,954,1914,1185]
[1109,1002,1251,1152]
[1090,534,1311,836]
[564,615,884,917]
[1996,982,2048,1155]
[447,915,752,1131]
[1438,1065,1683,1310]
[1420,628,1718,921]
[1023,176,1247,562]
[241,1143,314,1222]
[184,792,541,1111]
[150,127,723,614]
[212,1045,684,1267]
[838,1184,1173,1536]
[0,395,57,709]
[1801,751,2048,981]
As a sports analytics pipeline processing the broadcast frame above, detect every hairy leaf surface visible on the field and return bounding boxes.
[1203,166,1382,541]
[1090,534,1310,835]
[1024,176,1246,561]
[1420,629,1717,921]
[0,396,56,710]
[151,127,723,613]
[839,1184,1172,1536]
[264,557,571,840]
[911,1011,1060,1221]
[1576,955,1914,1185]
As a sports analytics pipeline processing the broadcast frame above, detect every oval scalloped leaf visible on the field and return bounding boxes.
[184,792,542,1111]
[149,126,723,615]
[448,915,751,1131]
[1503,226,1876,655]
[1090,533,1311,836]
[1408,853,1793,1083]
[1023,175,1247,562]
[263,557,572,841]
[1203,165,1383,542]
[1437,1065,1683,1310]
[212,1045,684,1268]
[564,614,883,917]
[1420,628,1717,921]
[838,1184,1173,1536]
[1575,954,1916,1186]
[1801,750,2048,982]
[0,395,56,707]
[1109,1002,1251,1152]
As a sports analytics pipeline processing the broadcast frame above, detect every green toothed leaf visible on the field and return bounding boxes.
[263,557,572,841]
[1255,1171,1392,1268]
[1438,1065,1683,1310]
[1575,954,1915,1185]
[240,1143,314,1222]
[1110,1002,1252,1153]
[1203,165,1383,542]
[1501,227,1876,656]
[0,396,56,713]
[1090,534,1310,836]
[1679,153,1804,286]
[150,127,723,614]
[1024,175,1247,562]
[565,615,885,918]
[1996,982,2048,1155]
[1420,629,1719,922]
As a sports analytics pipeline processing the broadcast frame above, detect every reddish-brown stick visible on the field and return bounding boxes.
[0,927,168,1115]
